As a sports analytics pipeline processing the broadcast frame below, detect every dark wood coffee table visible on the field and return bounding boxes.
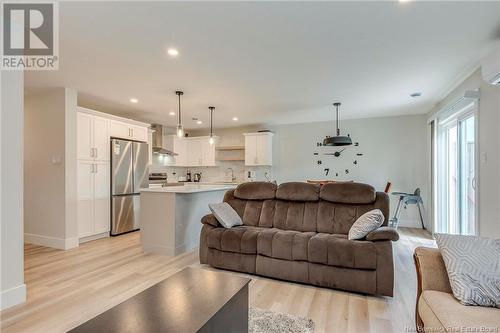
[70,267,251,333]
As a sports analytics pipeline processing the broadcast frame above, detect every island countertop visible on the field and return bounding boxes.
[140,184,236,194]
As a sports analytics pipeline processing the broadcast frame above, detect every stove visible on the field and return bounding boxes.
[149,173,168,186]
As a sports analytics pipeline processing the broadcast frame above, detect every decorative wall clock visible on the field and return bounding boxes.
[313,102,363,177]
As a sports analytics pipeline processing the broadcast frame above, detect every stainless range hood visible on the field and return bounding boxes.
[151,124,178,156]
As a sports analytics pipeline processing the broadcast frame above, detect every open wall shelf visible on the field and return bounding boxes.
[215,146,245,151]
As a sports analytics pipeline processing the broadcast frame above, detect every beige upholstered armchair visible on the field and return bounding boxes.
[413,247,500,332]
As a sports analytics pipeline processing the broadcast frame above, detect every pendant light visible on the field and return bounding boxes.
[323,102,352,146]
[208,106,215,145]
[175,90,184,137]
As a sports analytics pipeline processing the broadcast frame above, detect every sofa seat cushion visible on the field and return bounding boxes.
[419,291,500,331]
[257,229,316,261]
[308,233,377,269]
[206,226,263,254]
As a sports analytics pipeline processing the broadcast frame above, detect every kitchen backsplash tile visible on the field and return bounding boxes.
[150,154,272,183]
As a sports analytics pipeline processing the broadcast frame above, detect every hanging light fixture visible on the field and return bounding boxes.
[323,102,352,146]
[208,106,215,145]
[175,90,184,137]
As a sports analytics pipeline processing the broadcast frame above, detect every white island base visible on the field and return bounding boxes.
[139,185,234,256]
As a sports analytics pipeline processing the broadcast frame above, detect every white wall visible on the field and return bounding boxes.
[429,69,500,238]
[24,88,78,249]
[1,71,26,310]
[269,115,429,228]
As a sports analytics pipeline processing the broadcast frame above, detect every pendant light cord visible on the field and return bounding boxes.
[178,94,181,125]
[209,106,215,137]
[334,102,341,136]
[336,104,339,136]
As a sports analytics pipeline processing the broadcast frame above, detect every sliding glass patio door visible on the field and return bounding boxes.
[436,105,477,235]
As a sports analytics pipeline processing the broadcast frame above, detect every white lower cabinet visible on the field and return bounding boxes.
[77,160,94,237]
[93,161,110,234]
[77,160,110,238]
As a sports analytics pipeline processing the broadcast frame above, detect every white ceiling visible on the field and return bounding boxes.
[25,1,500,129]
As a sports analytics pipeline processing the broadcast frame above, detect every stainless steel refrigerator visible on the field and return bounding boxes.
[111,139,149,236]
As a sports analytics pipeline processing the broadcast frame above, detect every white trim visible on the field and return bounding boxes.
[0,284,26,310]
[79,232,109,244]
[427,89,480,124]
[77,106,150,127]
[25,233,79,250]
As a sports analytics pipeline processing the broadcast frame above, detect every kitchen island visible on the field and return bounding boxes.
[139,184,235,256]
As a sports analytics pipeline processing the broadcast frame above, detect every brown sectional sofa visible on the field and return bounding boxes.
[199,181,399,296]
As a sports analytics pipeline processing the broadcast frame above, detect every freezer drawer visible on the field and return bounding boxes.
[111,195,140,235]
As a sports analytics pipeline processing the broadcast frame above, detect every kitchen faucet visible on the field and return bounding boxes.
[227,168,236,182]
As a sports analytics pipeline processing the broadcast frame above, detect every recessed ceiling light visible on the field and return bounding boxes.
[167,48,179,57]
[169,111,175,116]
[129,98,138,103]
[410,92,422,98]
[232,117,238,121]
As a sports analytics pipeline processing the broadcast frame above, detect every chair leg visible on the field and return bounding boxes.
[417,202,425,229]
[390,197,403,229]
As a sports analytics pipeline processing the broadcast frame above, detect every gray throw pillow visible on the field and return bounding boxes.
[348,209,384,240]
[435,233,500,308]
[209,202,243,228]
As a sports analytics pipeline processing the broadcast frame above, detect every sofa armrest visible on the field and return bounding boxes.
[413,246,453,332]
[365,227,399,241]
[201,214,220,227]
[414,247,452,294]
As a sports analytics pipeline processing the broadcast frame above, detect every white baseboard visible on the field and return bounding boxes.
[25,233,79,250]
[1,284,26,310]
[79,232,109,244]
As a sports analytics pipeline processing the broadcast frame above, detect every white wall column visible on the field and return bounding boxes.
[1,71,26,310]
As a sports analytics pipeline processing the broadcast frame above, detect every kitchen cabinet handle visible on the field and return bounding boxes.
[90,148,94,158]
[94,163,97,173]
[94,148,98,158]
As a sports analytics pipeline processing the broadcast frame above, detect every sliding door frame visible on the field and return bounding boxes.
[434,100,479,235]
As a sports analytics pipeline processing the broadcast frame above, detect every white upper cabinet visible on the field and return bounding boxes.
[201,138,217,166]
[187,138,203,167]
[164,135,187,166]
[110,120,149,142]
[130,125,148,142]
[77,112,93,160]
[77,111,110,161]
[164,135,217,167]
[244,132,273,166]
[93,116,110,161]
[109,121,130,140]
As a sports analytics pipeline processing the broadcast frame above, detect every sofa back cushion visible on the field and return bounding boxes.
[320,182,376,204]
[224,182,389,234]
[276,182,320,201]
[234,181,276,200]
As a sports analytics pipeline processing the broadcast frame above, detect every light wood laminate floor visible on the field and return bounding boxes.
[1,227,434,333]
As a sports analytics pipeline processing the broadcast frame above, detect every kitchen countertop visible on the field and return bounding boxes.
[141,184,236,194]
